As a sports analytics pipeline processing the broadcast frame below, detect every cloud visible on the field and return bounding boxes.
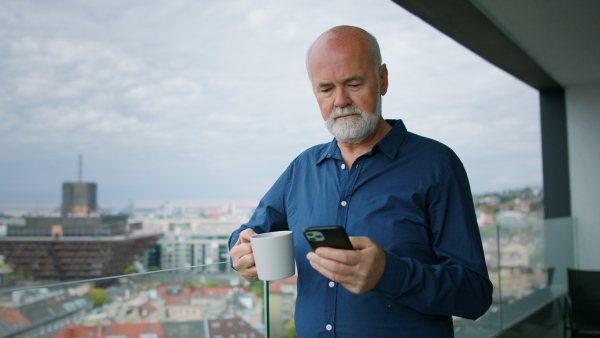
[0,0,542,208]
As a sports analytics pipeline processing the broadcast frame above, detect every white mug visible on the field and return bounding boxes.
[251,231,295,281]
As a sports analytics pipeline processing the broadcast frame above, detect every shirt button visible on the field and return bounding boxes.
[341,164,346,170]
[326,324,333,331]
[328,281,335,287]
[341,201,347,207]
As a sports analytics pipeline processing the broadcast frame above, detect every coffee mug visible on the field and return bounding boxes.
[251,231,295,281]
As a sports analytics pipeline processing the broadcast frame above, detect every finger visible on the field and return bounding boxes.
[348,236,370,250]
[239,251,256,270]
[314,246,358,265]
[308,257,346,283]
[233,244,255,269]
[231,242,252,260]
[307,251,352,277]
[239,228,257,243]
[235,259,259,283]
[308,255,372,294]
[240,266,259,282]
[231,248,251,271]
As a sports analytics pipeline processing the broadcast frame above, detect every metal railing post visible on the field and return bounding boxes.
[264,280,270,337]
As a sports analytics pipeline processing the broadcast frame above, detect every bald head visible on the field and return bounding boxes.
[306,26,382,78]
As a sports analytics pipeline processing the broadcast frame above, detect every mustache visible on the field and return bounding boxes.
[330,106,363,119]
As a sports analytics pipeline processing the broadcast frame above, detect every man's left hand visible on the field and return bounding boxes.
[306,236,386,294]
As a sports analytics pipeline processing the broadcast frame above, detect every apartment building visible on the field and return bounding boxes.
[142,218,248,273]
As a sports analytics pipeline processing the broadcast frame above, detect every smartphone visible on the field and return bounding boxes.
[303,225,354,251]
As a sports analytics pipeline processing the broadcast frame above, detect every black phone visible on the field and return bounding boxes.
[303,225,354,251]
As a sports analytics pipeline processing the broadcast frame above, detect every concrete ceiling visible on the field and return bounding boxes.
[391,0,600,90]
[471,0,600,88]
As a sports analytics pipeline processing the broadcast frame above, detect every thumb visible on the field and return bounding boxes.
[348,236,370,250]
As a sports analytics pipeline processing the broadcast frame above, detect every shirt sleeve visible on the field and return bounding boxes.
[228,164,291,250]
[373,152,493,320]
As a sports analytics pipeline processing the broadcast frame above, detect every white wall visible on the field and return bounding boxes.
[566,82,600,269]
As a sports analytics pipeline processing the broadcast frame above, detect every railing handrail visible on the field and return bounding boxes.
[0,261,231,295]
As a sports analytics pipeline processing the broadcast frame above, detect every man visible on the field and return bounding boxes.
[229,25,493,337]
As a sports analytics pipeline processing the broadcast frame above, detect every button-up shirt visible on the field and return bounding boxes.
[229,120,493,337]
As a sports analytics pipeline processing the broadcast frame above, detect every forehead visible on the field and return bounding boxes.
[308,41,373,83]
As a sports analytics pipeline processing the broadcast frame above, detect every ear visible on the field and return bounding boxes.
[379,64,389,96]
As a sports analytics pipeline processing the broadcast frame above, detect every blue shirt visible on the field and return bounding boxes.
[229,120,493,337]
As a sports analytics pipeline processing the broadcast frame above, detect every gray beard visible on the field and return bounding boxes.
[325,104,381,143]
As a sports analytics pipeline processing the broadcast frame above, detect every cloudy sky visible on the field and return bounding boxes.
[0,0,541,210]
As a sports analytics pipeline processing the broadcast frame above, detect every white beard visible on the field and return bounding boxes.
[325,100,381,143]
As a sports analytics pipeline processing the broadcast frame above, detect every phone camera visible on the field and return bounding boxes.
[305,231,325,242]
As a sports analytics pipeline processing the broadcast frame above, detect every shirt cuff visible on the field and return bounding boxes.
[372,251,407,297]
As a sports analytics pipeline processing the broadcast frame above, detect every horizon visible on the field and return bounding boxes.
[0,184,543,212]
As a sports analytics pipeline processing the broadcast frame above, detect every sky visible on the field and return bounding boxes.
[0,0,542,210]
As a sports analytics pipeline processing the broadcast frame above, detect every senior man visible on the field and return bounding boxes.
[229,25,493,337]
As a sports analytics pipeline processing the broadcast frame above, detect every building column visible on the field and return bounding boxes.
[540,88,571,219]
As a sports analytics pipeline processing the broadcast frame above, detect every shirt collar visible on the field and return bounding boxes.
[315,119,408,165]
[315,138,342,165]
[377,119,407,160]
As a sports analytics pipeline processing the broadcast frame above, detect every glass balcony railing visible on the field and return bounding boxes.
[0,217,574,338]
[257,217,568,338]
[258,217,569,338]
[454,216,573,337]
[0,263,266,338]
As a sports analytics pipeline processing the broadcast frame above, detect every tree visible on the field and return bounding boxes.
[283,319,297,338]
[10,268,27,282]
[89,288,109,308]
[249,281,264,298]
[201,280,220,288]
[123,265,136,275]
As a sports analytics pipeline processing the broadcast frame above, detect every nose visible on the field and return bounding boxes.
[333,88,352,108]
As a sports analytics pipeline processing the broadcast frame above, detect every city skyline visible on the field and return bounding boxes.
[0,0,541,209]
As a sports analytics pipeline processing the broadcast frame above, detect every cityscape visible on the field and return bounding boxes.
[0,182,545,338]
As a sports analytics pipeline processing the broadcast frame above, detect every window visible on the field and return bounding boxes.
[139,334,158,338]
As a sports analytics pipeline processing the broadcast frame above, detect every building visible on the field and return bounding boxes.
[0,257,11,287]
[0,289,90,338]
[55,322,164,338]
[142,218,246,273]
[267,276,297,338]
[54,316,264,338]
[204,316,264,338]
[158,285,230,321]
[0,177,161,283]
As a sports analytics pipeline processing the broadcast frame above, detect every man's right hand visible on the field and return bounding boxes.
[230,228,259,282]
